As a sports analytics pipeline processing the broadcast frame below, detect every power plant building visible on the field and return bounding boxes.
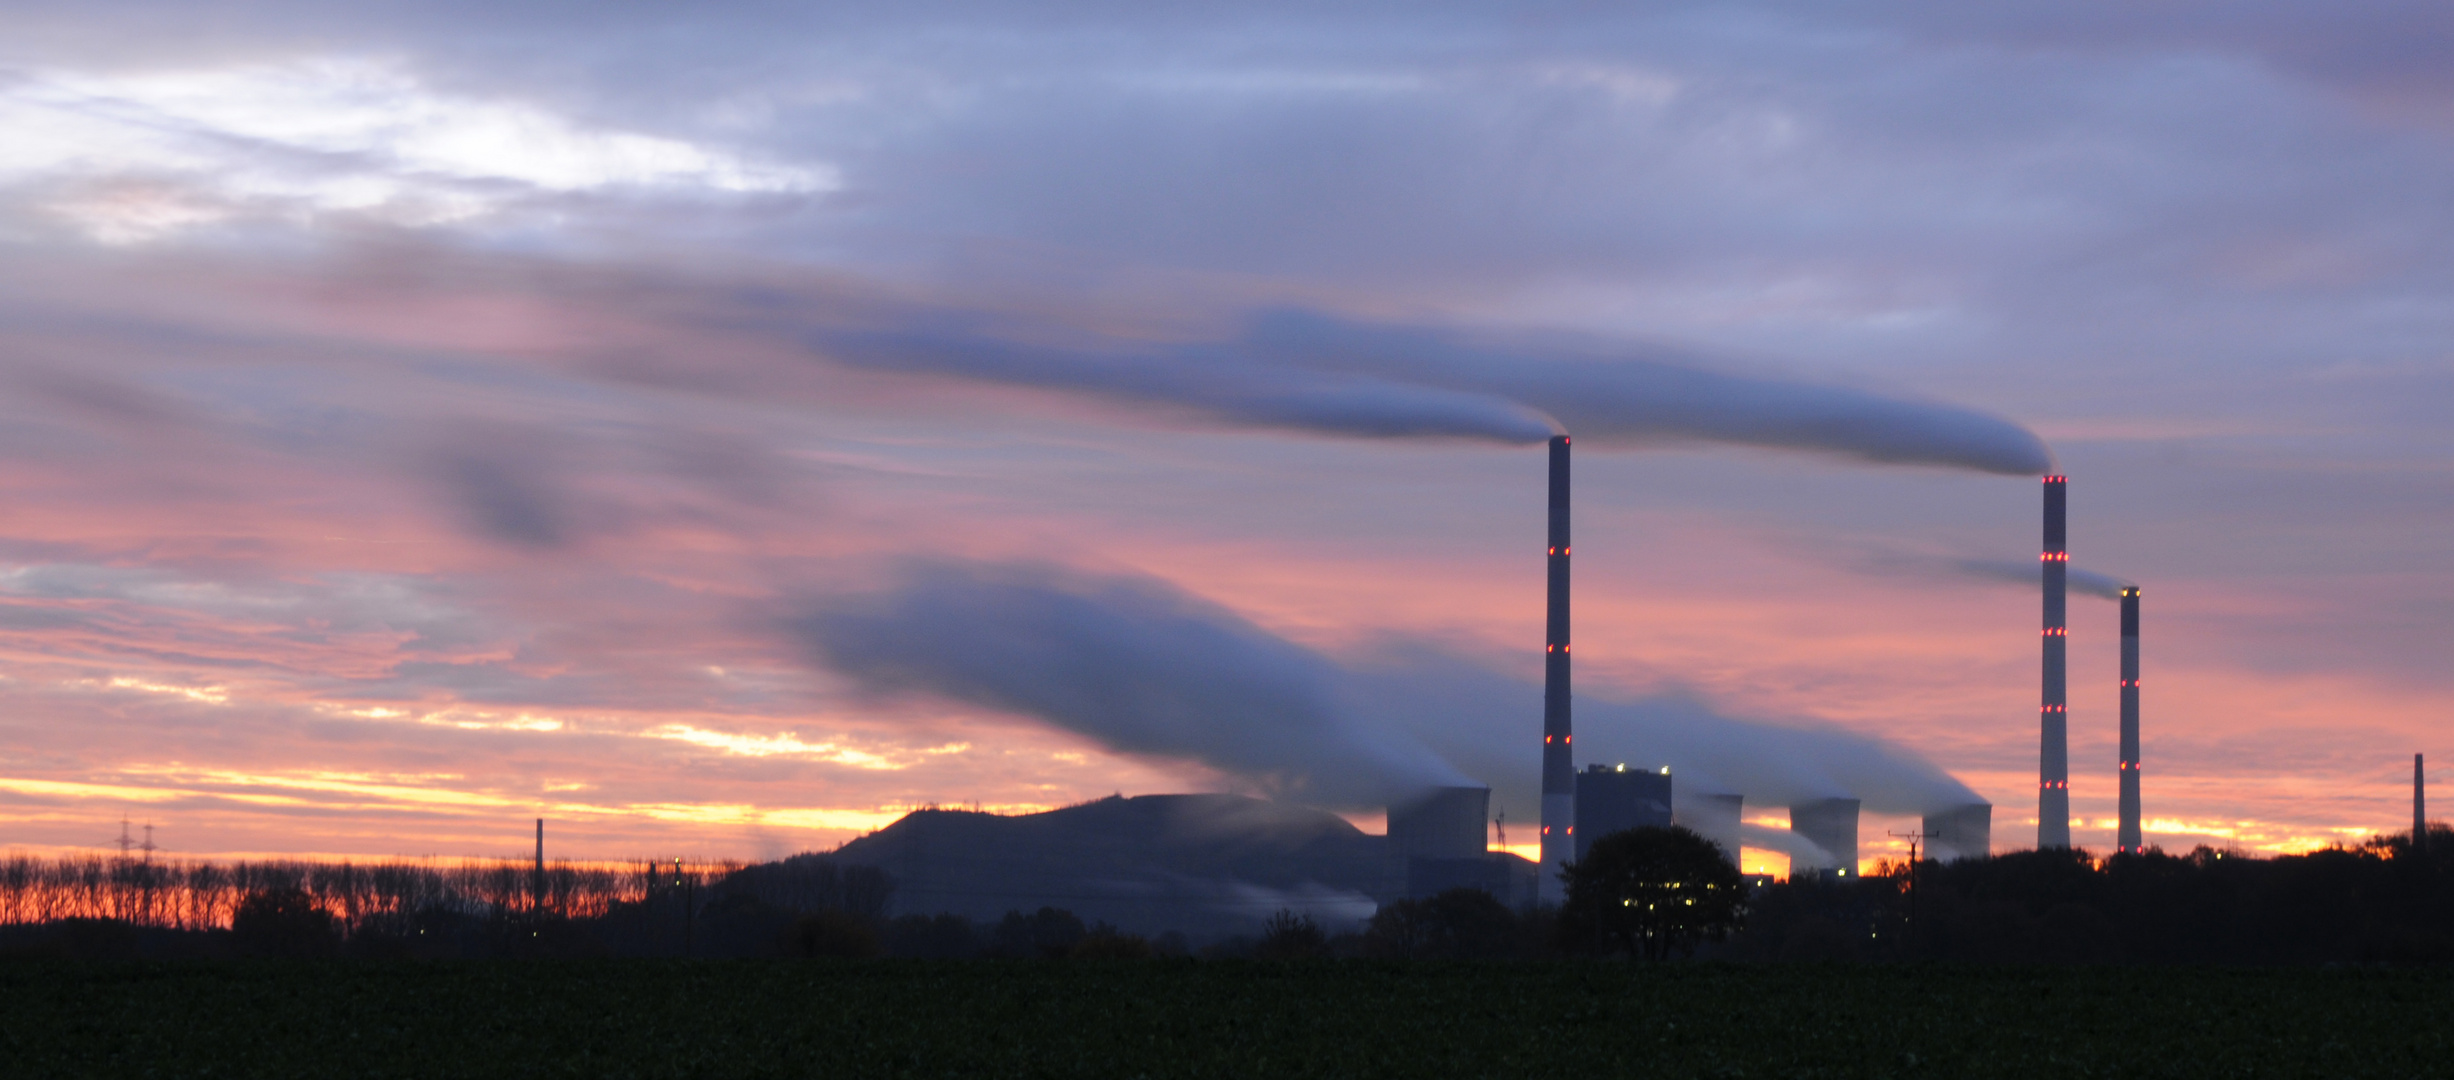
[1790,798,1860,880]
[1573,764,1671,860]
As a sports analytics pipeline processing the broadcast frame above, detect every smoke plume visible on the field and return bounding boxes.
[1950,557,2134,600]
[795,561,1982,820]
[816,319,1558,444]
[809,308,2050,474]
[792,561,1473,807]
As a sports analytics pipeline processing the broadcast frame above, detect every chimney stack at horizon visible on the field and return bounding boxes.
[2119,586,2142,855]
[2039,475,2071,849]
[1539,435,1574,902]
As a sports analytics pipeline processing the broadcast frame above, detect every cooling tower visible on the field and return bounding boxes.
[1674,792,1745,866]
[1389,786,1492,860]
[2118,586,2142,855]
[2039,475,2071,849]
[1790,798,1861,880]
[1572,764,1672,861]
[1923,803,1992,864]
[1539,435,1574,901]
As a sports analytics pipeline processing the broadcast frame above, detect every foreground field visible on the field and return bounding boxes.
[3,961,2448,1079]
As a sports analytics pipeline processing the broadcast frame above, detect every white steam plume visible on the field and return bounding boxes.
[792,560,1474,807]
[808,308,2050,474]
[1951,557,2134,600]
[1738,823,1837,867]
[794,561,1983,822]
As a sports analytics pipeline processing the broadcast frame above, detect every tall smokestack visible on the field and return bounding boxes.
[2118,587,2142,854]
[2039,475,2070,849]
[2417,754,2428,853]
[1540,435,1573,901]
[533,817,545,909]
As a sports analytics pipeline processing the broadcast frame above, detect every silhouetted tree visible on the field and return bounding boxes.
[1560,826,1745,960]
[231,887,337,958]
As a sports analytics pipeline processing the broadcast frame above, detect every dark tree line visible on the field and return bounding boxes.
[1718,827,2454,964]
[15,826,2453,964]
[0,854,895,960]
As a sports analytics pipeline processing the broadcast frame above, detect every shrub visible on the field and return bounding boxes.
[1368,888,1522,959]
[1255,909,1327,960]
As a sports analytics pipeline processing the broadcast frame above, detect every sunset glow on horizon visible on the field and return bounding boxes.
[2,3,2449,874]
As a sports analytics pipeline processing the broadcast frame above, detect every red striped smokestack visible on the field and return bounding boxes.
[1540,435,1573,900]
[2039,476,2070,849]
[2118,586,2141,854]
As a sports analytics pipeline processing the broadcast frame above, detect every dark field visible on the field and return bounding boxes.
[3,961,2448,1079]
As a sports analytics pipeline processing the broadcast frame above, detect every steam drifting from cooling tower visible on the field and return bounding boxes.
[1738,822,1836,867]
[794,560,1985,824]
[1338,648,1983,820]
[793,561,1473,807]
[811,308,2051,474]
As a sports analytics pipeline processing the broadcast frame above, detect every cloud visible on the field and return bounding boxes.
[0,0,2443,867]
[0,57,833,241]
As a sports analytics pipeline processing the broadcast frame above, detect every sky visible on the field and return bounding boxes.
[1,1,2449,873]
